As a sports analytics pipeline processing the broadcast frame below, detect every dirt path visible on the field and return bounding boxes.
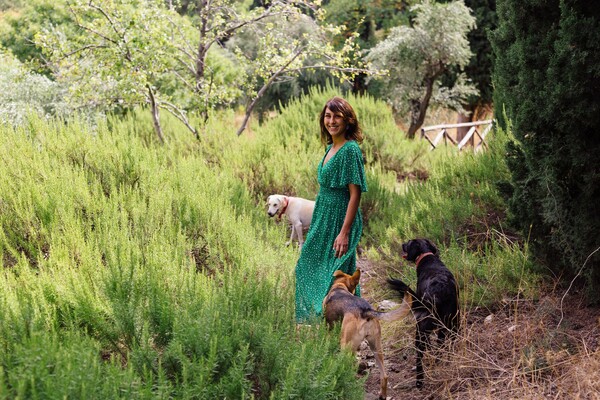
[355,256,600,400]
[356,257,417,400]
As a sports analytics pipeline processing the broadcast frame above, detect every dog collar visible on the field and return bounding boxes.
[277,197,289,220]
[415,252,434,268]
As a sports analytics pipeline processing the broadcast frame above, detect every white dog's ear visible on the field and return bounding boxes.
[267,195,272,204]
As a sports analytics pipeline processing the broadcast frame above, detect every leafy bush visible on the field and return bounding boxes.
[0,51,73,125]
[0,114,362,399]
[491,0,600,298]
[0,83,545,396]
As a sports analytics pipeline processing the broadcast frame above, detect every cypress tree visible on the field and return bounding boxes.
[491,0,600,298]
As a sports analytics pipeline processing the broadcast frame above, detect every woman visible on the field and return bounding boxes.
[295,96,368,323]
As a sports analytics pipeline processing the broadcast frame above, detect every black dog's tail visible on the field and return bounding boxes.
[387,278,418,300]
[388,278,428,313]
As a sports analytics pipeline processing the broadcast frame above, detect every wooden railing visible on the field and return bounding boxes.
[420,120,493,151]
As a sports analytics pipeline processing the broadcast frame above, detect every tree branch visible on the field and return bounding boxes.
[236,45,305,136]
[160,101,199,140]
[87,1,125,42]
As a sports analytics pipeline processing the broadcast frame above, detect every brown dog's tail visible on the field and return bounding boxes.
[366,291,413,322]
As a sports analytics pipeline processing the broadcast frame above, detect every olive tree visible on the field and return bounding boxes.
[36,0,370,141]
[366,0,478,138]
[0,50,72,125]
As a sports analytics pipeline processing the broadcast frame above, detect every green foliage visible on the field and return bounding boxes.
[0,0,73,75]
[463,0,497,105]
[322,0,416,94]
[35,1,207,127]
[0,84,544,395]
[359,124,541,306]
[0,114,362,398]
[34,0,370,139]
[325,0,379,49]
[365,0,478,136]
[441,0,498,108]
[0,50,86,126]
[0,332,147,399]
[491,0,600,297]
[227,85,429,202]
[219,87,539,306]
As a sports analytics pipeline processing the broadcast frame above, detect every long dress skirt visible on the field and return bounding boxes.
[295,140,367,323]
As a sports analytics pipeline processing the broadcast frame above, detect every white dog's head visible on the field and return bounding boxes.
[267,194,287,218]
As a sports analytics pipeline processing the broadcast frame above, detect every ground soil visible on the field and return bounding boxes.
[355,257,600,400]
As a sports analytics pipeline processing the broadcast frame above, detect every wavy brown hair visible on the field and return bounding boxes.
[319,96,364,145]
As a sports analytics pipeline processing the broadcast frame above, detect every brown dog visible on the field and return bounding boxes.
[322,269,412,400]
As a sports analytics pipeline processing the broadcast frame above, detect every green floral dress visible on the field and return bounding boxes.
[295,140,368,323]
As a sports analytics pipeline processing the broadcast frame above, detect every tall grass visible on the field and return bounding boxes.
[0,87,543,398]
[218,87,539,308]
[0,114,362,399]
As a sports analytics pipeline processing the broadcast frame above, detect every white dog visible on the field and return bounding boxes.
[267,194,315,249]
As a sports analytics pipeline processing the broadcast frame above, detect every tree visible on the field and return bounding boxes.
[0,0,75,75]
[36,0,370,141]
[491,0,600,297]
[35,0,206,142]
[322,0,418,95]
[229,6,371,135]
[0,49,73,125]
[365,0,477,138]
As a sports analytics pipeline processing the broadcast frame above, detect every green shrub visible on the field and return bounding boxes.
[491,0,600,297]
[0,113,362,399]
[0,82,546,397]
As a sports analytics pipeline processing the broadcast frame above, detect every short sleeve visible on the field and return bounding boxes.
[326,141,368,192]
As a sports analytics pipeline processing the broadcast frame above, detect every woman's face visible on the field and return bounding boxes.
[323,107,347,139]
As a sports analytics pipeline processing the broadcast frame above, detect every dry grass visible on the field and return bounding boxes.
[358,258,600,400]
[414,297,600,399]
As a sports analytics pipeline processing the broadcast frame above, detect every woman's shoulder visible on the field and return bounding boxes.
[346,140,360,148]
[343,140,362,155]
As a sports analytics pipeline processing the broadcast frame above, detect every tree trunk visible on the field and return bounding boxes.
[406,77,435,139]
[236,79,270,136]
[352,72,367,95]
[196,2,209,82]
[196,1,210,123]
[147,85,165,144]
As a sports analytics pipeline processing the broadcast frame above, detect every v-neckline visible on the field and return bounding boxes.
[322,141,349,168]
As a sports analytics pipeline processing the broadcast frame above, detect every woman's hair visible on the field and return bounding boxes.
[319,96,364,145]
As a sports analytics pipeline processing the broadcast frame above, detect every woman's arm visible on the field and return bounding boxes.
[333,183,361,258]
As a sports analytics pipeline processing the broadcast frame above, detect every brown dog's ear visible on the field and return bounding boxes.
[346,269,361,294]
[332,270,347,279]
[351,268,361,284]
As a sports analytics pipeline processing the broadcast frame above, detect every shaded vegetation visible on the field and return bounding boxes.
[491,0,600,298]
[0,87,541,397]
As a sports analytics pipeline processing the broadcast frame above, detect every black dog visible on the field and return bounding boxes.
[388,238,460,388]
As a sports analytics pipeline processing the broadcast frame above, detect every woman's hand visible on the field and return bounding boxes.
[334,184,360,258]
[333,231,349,258]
